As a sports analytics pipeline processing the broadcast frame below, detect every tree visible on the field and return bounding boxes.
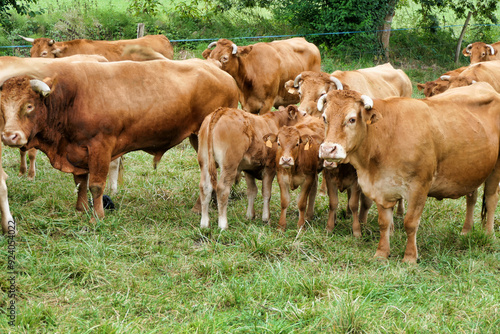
[0,0,40,28]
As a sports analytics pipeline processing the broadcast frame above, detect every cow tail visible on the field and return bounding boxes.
[481,191,487,224]
[207,108,225,190]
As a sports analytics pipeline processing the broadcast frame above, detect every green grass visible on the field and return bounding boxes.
[0,118,499,332]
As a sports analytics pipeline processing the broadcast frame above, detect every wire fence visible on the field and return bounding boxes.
[2,23,500,67]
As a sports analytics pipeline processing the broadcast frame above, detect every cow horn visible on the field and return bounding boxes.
[231,43,238,55]
[486,44,495,55]
[207,41,217,49]
[317,93,327,112]
[329,76,343,90]
[466,43,472,54]
[293,74,302,88]
[19,35,35,43]
[48,39,55,46]
[30,79,51,97]
[440,75,451,81]
[360,95,373,110]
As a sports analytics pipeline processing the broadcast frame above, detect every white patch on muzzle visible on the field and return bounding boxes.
[319,142,346,162]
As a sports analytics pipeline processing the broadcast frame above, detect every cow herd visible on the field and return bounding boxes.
[0,34,499,263]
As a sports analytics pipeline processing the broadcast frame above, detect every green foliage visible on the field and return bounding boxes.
[413,0,498,27]
[273,0,395,49]
[0,0,42,29]
[127,0,163,17]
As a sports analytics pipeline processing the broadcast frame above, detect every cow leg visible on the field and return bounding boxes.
[189,133,199,152]
[0,169,15,235]
[305,174,318,221]
[216,167,238,230]
[402,194,427,263]
[74,174,89,212]
[374,204,394,260]
[297,175,316,229]
[19,149,27,177]
[87,152,111,220]
[106,157,122,195]
[359,191,373,225]
[261,169,275,223]
[277,173,291,231]
[27,148,37,180]
[244,172,257,220]
[348,183,362,238]
[345,188,352,218]
[461,189,478,235]
[319,177,327,195]
[482,175,500,235]
[324,170,339,233]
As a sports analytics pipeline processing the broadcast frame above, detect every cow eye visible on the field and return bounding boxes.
[41,51,48,57]
[348,117,356,124]
[221,56,229,63]
[26,104,34,113]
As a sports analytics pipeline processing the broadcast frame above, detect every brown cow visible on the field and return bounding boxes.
[20,34,174,60]
[462,41,500,64]
[285,63,410,235]
[442,60,500,92]
[0,59,238,220]
[198,105,306,230]
[263,116,324,230]
[202,37,321,114]
[286,63,412,116]
[416,66,468,97]
[318,83,500,263]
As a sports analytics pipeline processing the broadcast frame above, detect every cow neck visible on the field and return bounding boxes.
[263,109,293,129]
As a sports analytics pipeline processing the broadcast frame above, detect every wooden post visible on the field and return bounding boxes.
[137,23,145,38]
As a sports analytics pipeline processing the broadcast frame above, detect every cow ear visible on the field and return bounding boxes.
[285,80,299,95]
[417,83,425,91]
[462,48,470,57]
[52,46,65,57]
[364,108,382,125]
[287,105,299,120]
[263,133,277,148]
[202,49,212,59]
[237,45,252,57]
[300,135,313,150]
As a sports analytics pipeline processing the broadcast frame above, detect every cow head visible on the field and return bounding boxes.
[417,78,451,97]
[202,39,250,76]
[264,127,313,169]
[462,42,496,64]
[284,71,346,117]
[20,36,63,58]
[1,76,52,148]
[318,90,381,165]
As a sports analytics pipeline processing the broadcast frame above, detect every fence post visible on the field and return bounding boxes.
[137,23,145,38]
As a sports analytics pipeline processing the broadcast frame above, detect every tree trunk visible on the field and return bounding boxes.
[455,11,473,65]
[378,0,397,62]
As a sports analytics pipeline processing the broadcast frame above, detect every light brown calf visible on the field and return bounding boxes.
[198,105,306,230]
[263,116,324,230]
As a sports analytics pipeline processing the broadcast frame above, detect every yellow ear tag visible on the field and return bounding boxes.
[366,119,372,125]
[304,142,310,151]
[266,140,273,148]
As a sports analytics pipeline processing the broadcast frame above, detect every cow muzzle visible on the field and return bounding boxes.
[279,156,294,168]
[323,160,338,169]
[1,130,27,147]
[319,142,346,162]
